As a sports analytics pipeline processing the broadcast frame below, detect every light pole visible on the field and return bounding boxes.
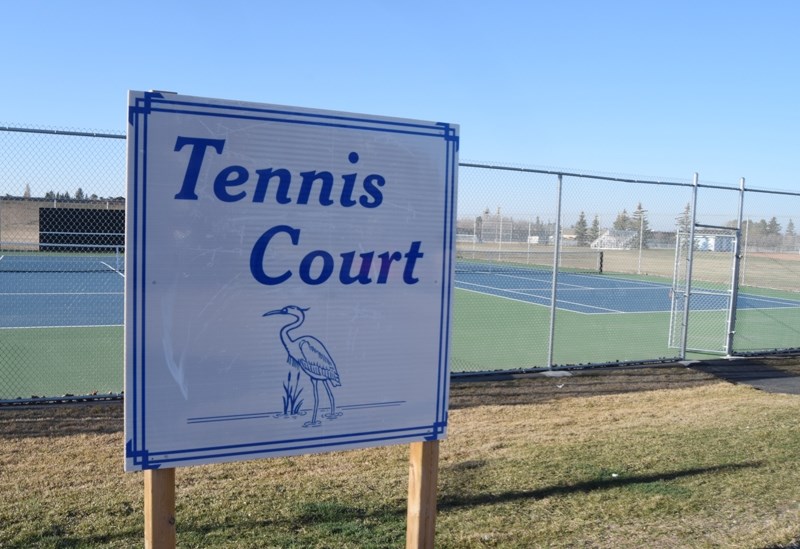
[637,208,648,275]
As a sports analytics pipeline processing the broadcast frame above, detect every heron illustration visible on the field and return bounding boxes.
[263,306,341,427]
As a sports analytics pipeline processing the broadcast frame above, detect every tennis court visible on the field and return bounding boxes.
[455,269,800,315]
[0,249,124,400]
[0,250,124,328]
[450,250,800,373]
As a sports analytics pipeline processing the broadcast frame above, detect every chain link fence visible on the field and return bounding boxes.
[2,125,799,401]
[1,126,126,402]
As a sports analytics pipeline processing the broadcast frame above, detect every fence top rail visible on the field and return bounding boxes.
[0,125,125,140]
[745,186,800,198]
[460,161,692,187]
[3,126,798,198]
[461,161,800,198]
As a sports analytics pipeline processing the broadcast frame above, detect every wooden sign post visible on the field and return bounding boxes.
[141,444,439,548]
[406,440,440,549]
[144,469,176,549]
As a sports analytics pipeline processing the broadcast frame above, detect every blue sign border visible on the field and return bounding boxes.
[125,92,457,470]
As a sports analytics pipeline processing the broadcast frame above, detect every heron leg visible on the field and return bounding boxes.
[303,379,321,428]
[322,381,341,420]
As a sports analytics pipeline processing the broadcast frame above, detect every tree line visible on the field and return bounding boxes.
[458,202,797,251]
[8,184,115,201]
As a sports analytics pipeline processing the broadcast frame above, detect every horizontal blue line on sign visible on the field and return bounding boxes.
[144,429,442,469]
[148,106,451,141]
[147,96,450,132]
[128,423,445,468]
[186,400,405,424]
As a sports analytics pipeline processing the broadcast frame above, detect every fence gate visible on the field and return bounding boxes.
[669,227,741,355]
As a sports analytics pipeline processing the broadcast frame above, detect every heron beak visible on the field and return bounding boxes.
[263,310,282,317]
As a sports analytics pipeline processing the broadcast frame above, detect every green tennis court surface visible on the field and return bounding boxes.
[0,326,122,399]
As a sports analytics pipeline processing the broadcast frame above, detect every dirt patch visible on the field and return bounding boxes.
[450,364,720,408]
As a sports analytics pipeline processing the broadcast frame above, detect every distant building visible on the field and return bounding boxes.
[694,234,735,252]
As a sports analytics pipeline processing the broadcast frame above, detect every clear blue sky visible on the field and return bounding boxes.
[2,0,799,192]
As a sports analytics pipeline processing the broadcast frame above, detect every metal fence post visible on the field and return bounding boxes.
[679,173,700,359]
[547,174,563,369]
[725,177,746,356]
[741,218,750,287]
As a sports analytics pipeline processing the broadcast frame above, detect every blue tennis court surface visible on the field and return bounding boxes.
[455,271,800,315]
[3,263,799,329]
[0,270,123,328]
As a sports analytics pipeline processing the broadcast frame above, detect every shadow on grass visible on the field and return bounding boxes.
[170,501,405,548]
[165,462,765,545]
[439,461,763,510]
[4,526,142,549]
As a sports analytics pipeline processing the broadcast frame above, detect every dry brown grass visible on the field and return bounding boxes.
[3,364,800,548]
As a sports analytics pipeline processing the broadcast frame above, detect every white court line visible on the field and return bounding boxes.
[457,279,800,316]
[554,286,671,292]
[487,271,675,290]
[455,286,553,308]
[458,285,676,316]
[495,272,593,289]
[455,282,625,313]
[457,280,547,293]
[548,297,624,313]
[100,261,125,277]
[455,287,621,315]
[740,294,800,307]
[562,272,674,289]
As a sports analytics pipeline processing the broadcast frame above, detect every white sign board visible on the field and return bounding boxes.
[124,92,458,471]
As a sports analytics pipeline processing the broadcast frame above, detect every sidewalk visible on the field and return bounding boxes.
[687,357,800,395]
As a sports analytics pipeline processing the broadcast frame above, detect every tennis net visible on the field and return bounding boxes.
[455,249,603,276]
[0,241,124,274]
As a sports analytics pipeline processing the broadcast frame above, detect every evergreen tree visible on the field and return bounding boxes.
[677,203,692,236]
[75,187,85,200]
[613,209,630,231]
[588,215,601,244]
[786,219,797,251]
[574,211,589,246]
[630,203,651,249]
[767,216,781,235]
